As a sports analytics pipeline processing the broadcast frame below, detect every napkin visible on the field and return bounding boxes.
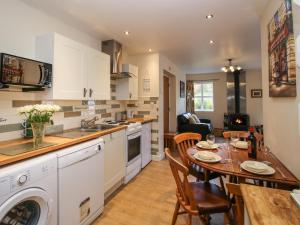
[235,141,248,149]
[198,141,210,148]
[244,161,268,172]
[196,151,216,160]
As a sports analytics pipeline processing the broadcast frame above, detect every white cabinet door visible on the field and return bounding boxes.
[141,123,152,168]
[129,68,139,100]
[103,130,126,193]
[86,48,111,100]
[115,64,138,100]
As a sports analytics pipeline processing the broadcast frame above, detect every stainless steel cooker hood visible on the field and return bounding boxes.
[102,40,135,79]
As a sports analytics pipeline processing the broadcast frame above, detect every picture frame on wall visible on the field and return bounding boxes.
[180,81,185,98]
[268,0,297,97]
[251,89,263,98]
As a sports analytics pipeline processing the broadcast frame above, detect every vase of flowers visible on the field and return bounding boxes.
[18,104,61,148]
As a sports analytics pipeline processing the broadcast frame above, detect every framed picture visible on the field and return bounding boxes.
[180,81,185,98]
[251,89,263,98]
[268,0,296,97]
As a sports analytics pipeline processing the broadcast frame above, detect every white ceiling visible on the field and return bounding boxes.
[21,0,270,74]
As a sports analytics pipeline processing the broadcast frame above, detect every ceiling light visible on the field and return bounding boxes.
[124,31,130,35]
[206,14,214,19]
[209,40,214,45]
[221,59,242,73]
[148,48,152,52]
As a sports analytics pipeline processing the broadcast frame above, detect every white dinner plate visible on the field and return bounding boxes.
[240,161,275,175]
[193,151,222,163]
[196,141,218,150]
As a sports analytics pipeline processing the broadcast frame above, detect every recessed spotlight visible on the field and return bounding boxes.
[124,31,130,35]
[209,40,214,44]
[148,48,152,52]
[206,14,214,19]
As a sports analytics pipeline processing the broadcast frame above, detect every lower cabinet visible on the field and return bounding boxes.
[141,123,152,168]
[102,130,126,197]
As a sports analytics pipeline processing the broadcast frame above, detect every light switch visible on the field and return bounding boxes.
[297,35,300,68]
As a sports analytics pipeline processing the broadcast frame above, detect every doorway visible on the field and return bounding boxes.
[163,76,170,133]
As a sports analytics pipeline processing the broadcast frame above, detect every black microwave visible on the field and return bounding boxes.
[0,53,52,89]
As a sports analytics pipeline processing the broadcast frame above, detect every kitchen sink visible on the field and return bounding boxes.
[79,124,118,132]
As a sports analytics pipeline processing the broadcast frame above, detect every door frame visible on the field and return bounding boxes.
[163,70,176,133]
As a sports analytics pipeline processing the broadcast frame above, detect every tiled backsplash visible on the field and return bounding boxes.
[0,81,160,155]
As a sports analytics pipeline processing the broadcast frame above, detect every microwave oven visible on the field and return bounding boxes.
[0,53,52,89]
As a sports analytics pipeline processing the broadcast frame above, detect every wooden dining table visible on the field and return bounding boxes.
[186,144,300,188]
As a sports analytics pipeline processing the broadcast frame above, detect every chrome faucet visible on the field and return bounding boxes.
[0,118,7,123]
[81,116,99,129]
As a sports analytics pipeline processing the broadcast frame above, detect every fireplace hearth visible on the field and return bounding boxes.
[224,113,250,131]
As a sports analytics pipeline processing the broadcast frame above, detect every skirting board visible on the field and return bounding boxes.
[152,152,165,161]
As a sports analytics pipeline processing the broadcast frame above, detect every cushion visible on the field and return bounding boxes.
[189,116,197,124]
[192,114,201,123]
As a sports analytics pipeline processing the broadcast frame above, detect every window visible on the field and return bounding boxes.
[194,82,214,112]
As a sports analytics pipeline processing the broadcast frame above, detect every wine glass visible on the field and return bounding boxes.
[230,133,239,152]
[261,145,272,165]
[206,134,215,148]
[223,139,232,163]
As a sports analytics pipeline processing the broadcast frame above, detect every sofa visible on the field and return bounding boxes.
[177,113,212,140]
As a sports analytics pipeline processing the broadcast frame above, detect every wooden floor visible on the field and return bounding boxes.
[92,159,226,225]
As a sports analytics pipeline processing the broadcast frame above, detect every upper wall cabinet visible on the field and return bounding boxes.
[115,64,138,100]
[36,33,111,100]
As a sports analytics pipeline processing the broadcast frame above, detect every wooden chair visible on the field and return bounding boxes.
[165,148,231,225]
[226,183,244,225]
[173,133,223,185]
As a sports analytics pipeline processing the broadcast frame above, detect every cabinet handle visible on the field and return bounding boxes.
[83,88,87,97]
[89,88,93,98]
[129,93,132,99]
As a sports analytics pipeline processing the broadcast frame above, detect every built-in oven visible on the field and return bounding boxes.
[127,131,141,165]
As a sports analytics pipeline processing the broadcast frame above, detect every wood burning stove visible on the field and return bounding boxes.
[224,113,250,131]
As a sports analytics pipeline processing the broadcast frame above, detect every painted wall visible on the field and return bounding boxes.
[261,0,300,179]
[187,69,263,128]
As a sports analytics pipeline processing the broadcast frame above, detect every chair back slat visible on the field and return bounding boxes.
[226,183,244,225]
[165,148,197,210]
[174,133,201,167]
[223,131,264,149]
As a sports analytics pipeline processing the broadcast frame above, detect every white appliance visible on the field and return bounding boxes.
[141,123,152,168]
[57,138,104,225]
[124,122,142,184]
[0,153,57,225]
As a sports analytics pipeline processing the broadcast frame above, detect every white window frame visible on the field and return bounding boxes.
[194,82,214,112]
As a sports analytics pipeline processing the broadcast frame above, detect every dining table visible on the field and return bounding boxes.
[186,143,300,189]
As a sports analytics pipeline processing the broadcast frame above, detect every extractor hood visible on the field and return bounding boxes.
[102,40,135,79]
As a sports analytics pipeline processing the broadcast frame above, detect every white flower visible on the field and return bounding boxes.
[17,105,34,114]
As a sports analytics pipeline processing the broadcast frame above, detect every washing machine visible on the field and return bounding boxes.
[0,153,58,225]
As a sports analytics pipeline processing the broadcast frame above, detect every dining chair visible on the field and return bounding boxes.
[173,133,222,185]
[226,183,244,225]
[165,148,231,225]
[223,131,264,149]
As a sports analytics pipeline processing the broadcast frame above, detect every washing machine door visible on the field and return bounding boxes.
[0,188,52,225]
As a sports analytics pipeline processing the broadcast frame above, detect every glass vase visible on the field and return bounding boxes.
[31,122,46,149]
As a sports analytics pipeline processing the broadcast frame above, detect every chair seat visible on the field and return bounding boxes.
[189,163,221,181]
[191,182,230,215]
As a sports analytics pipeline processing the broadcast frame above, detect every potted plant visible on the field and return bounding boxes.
[18,104,61,148]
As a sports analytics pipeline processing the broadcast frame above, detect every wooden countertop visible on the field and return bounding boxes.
[0,125,126,167]
[241,184,300,225]
[127,117,155,124]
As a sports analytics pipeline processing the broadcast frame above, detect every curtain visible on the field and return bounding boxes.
[186,80,194,113]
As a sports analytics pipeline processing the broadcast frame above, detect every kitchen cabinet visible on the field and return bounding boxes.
[36,33,111,100]
[141,122,152,168]
[115,64,138,100]
[102,130,126,196]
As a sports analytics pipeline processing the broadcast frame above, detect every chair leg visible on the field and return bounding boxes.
[186,214,192,225]
[224,212,232,225]
[171,200,180,225]
[199,215,210,225]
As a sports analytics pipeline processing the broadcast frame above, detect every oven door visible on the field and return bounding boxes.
[127,132,141,165]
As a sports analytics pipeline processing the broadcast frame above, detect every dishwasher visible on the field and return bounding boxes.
[57,138,104,225]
